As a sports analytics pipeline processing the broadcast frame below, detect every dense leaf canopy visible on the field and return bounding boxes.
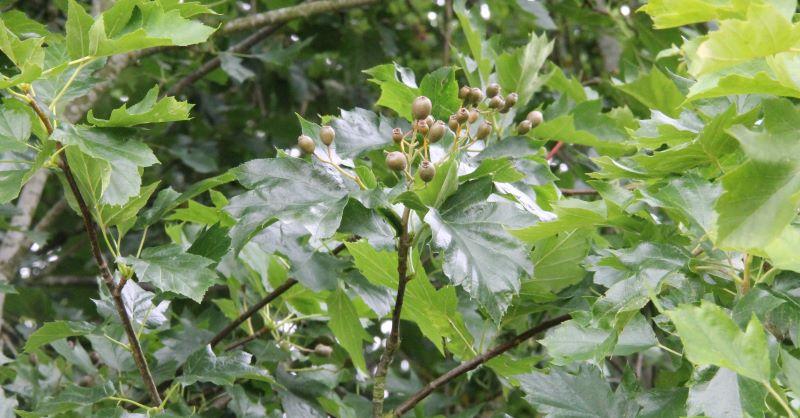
[1,0,800,417]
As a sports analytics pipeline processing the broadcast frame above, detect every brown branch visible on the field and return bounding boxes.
[560,188,598,196]
[223,326,270,352]
[25,97,162,406]
[221,0,378,34]
[372,206,412,417]
[393,314,571,417]
[208,240,349,348]
[166,24,284,97]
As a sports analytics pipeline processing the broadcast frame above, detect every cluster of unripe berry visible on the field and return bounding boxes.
[296,84,544,189]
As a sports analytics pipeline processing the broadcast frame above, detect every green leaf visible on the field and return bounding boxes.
[87,86,192,127]
[453,0,492,83]
[120,244,217,302]
[363,63,419,120]
[65,0,93,59]
[414,156,459,208]
[541,314,657,364]
[666,301,771,382]
[418,67,461,121]
[615,68,685,118]
[330,108,393,159]
[227,157,349,250]
[0,18,44,88]
[532,100,635,154]
[425,179,536,321]
[0,168,26,204]
[495,32,552,107]
[0,105,31,152]
[136,170,235,228]
[511,199,607,243]
[529,229,590,293]
[639,0,747,28]
[24,321,95,352]
[188,223,231,262]
[179,346,272,386]
[327,288,370,373]
[99,181,159,231]
[518,365,640,417]
[345,240,397,288]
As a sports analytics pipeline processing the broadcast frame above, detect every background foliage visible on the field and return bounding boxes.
[1,0,800,417]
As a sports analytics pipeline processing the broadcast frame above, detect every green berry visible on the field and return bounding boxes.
[476,121,492,140]
[412,96,432,120]
[468,87,484,104]
[320,125,335,146]
[419,160,435,182]
[517,119,532,134]
[386,151,407,171]
[297,134,315,154]
[468,108,479,123]
[429,121,446,143]
[505,92,518,107]
[314,344,333,357]
[459,85,471,100]
[527,110,544,127]
[486,83,500,98]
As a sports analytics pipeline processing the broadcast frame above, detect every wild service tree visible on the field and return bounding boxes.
[1,0,800,417]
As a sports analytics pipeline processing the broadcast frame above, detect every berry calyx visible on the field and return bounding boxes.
[419,160,436,182]
[392,128,403,143]
[429,120,446,143]
[416,119,429,135]
[527,110,544,127]
[486,83,500,98]
[476,120,493,139]
[412,96,432,120]
[320,125,335,146]
[386,151,407,171]
[517,119,532,134]
[298,134,315,154]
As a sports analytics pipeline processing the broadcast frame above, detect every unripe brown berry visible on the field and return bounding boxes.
[314,344,333,357]
[416,119,429,135]
[392,128,403,143]
[476,120,492,140]
[425,115,435,128]
[419,160,435,183]
[486,83,500,98]
[468,108,479,123]
[459,85,471,99]
[448,115,459,131]
[386,151,407,171]
[505,92,518,108]
[527,110,544,127]
[517,119,532,134]
[298,134,315,154]
[428,120,446,143]
[488,96,504,110]
[468,87,484,104]
[456,108,469,124]
[412,96,432,120]
[320,125,335,146]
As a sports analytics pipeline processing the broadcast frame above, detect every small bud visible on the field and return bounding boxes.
[392,128,404,144]
[468,108,479,124]
[488,96,504,110]
[448,115,459,131]
[428,121,446,143]
[412,96,433,120]
[419,160,436,183]
[456,108,469,124]
[459,85,471,100]
[416,119,429,135]
[527,110,544,127]
[320,125,335,146]
[297,134,315,154]
[314,344,333,357]
[517,119,532,134]
[476,120,492,140]
[486,83,500,98]
[468,87,484,104]
[505,92,518,108]
[386,151,407,171]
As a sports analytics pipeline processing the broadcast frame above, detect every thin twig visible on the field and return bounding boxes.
[372,206,412,417]
[25,97,163,406]
[393,314,570,416]
[221,0,377,33]
[559,188,598,196]
[545,141,564,161]
[223,326,270,352]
